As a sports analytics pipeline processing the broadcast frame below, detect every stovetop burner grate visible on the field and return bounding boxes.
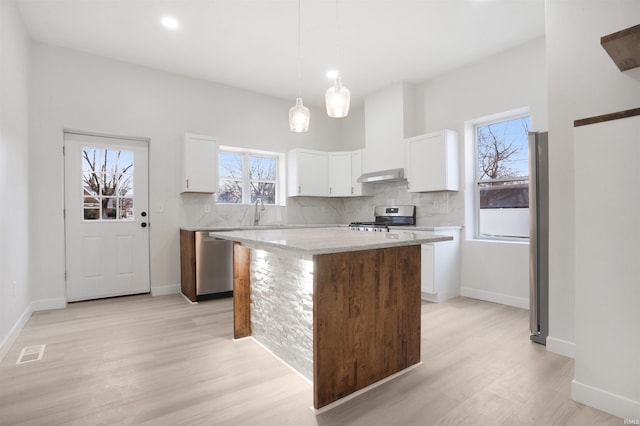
[348,222,390,232]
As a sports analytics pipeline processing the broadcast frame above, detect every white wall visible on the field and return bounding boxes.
[545,0,640,358]
[340,105,366,151]
[414,37,547,308]
[573,116,640,419]
[0,0,32,359]
[546,0,640,417]
[29,42,345,302]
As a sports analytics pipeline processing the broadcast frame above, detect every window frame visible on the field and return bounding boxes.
[473,111,531,241]
[216,146,286,206]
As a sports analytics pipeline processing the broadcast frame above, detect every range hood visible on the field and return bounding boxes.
[357,168,405,183]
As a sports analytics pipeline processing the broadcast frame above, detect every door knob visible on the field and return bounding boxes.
[141,211,147,217]
[141,222,147,228]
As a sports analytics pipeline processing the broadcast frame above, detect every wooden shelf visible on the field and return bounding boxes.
[574,107,640,127]
[601,24,640,71]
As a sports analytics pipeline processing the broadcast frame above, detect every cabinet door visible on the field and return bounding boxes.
[329,152,352,196]
[421,244,435,294]
[350,149,366,196]
[181,133,219,193]
[288,149,329,196]
[406,130,459,192]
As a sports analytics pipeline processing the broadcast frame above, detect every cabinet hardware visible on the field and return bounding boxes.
[186,179,189,189]
[298,185,301,194]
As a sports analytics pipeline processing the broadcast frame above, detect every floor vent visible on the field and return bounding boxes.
[16,344,46,365]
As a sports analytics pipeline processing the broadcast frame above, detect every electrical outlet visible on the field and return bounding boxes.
[204,204,211,213]
[157,203,164,213]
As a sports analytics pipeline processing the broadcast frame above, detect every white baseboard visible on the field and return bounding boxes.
[0,297,66,363]
[460,287,529,309]
[572,379,640,420]
[421,290,459,303]
[0,304,32,363]
[151,283,180,296]
[30,298,67,312]
[546,336,575,359]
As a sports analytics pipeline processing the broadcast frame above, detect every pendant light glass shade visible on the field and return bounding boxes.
[325,77,350,118]
[289,97,310,132]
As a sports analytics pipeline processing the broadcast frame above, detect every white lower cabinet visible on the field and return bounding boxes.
[420,228,461,303]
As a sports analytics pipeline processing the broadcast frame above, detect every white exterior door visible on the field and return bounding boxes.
[64,132,150,302]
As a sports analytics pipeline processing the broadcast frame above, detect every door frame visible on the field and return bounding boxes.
[62,128,151,301]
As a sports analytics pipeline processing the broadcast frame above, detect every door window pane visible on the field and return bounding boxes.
[82,147,134,221]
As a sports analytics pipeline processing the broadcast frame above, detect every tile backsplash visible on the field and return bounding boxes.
[180,180,463,228]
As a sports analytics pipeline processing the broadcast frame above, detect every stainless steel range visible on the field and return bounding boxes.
[348,205,416,231]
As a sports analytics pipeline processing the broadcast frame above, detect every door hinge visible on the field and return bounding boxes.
[62,146,65,155]
[63,208,65,219]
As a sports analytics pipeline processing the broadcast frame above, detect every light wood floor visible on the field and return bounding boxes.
[0,294,621,425]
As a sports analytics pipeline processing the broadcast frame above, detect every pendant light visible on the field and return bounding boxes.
[289,0,310,132]
[325,76,350,117]
[325,0,350,118]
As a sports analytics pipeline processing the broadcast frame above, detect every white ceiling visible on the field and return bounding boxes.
[16,0,546,108]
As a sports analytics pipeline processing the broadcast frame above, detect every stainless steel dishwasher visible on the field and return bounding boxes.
[195,231,233,299]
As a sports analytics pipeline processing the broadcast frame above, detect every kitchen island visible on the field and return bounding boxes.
[209,227,452,411]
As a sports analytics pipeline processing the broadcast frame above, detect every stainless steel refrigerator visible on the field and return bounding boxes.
[529,132,549,345]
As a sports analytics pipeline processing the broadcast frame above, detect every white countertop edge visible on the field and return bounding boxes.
[180,224,462,232]
[208,229,452,257]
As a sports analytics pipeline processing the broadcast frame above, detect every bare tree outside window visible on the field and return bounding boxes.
[82,148,134,220]
[217,152,244,203]
[476,115,530,238]
[250,156,276,204]
[217,151,278,204]
[477,116,529,180]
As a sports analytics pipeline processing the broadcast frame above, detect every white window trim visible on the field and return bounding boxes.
[218,146,287,206]
[464,107,530,242]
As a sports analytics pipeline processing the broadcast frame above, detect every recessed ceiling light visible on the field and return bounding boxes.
[161,16,180,30]
[326,70,339,80]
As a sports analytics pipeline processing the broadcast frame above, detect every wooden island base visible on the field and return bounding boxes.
[233,243,421,410]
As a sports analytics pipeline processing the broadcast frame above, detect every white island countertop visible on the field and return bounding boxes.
[209,227,452,258]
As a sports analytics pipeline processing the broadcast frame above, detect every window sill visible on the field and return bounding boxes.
[467,238,529,245]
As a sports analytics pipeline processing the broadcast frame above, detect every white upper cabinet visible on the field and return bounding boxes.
[406,130,459,192]
[329,151,352,197]
[287,148,370,198]
[287,148,329,197]
[350,149,370,197]
[181,133,219,193]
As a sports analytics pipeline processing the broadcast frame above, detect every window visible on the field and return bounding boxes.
[475,114,530,239]
[216,147,284,205]
[82,147,134,221]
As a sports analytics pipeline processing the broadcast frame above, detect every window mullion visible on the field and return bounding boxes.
[243,153,251,204]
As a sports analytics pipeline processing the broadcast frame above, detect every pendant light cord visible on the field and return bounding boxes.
[296,0,302,98]
[335,0,340,65]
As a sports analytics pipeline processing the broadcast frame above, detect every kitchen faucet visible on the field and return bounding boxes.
[253,198,265,226]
